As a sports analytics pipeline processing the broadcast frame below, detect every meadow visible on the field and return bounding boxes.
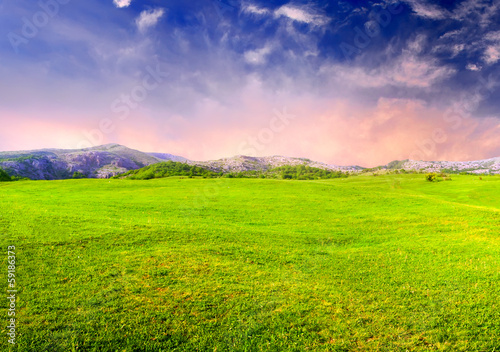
[0,174,499,351]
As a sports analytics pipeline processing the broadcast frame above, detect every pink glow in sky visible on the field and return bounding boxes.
[1,1,499,167]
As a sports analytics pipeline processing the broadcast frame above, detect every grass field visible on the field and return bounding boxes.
[1,174,499,351]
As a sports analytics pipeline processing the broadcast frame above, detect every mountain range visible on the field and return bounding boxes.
[0,144,498,180]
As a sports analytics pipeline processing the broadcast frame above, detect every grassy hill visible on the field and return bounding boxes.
[117,161,350,180]
[0,167,12,181]
[1,174,499,351]
[2,144,498,180]
[116,161,220,179]
[0,144,183,180]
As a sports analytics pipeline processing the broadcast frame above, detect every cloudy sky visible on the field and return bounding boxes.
[1,0,499,166]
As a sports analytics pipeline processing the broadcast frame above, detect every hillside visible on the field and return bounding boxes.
[384,158,500,174]
[1,143,499,180]
[193,155,362,173]
[2,175,499,350]
[0,145,362,180]
[0,144,182,180]
[116,161,350,180]
[116,161,219,179]
[147,152,189,163]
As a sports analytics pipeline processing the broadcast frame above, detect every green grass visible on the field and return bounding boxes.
[1,174,499,351]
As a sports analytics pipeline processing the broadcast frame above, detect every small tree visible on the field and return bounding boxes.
[72,171,85,179]
[142,171,155,180]
[425,173,437,182]
[0,168,12,182]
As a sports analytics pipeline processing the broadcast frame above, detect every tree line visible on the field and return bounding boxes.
[115,161,350,180]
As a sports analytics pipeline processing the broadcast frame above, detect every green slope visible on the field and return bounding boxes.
[117,161,219,179]
[0,174,499,351]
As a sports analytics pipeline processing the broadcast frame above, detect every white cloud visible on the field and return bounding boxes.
[406,0,500,28]
[485,31,500,41]
[483,45,500,64]
[274,5,329,26]
[466,63,481,71]
[244,44,273,65]
[324,60,454,89]
[481,31,500,65]
[451,44,465,57]
[113,0,131,8]
[324,37,455,89]
[439,30,462,39]
[407,34,426,53]
[392,56,455,87]
[403,0,447,19]
[242,4,270,16]
[136,8,165,33]
[452,1,500,27]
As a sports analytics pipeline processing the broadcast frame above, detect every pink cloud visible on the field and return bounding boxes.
[1,90,498,168]
[89,96,500,167]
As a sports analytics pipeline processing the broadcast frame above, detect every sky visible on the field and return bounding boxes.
[0,0,499,167]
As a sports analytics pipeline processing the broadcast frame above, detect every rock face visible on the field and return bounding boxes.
[0,144,184,180]
[1,143,498,180]
[193,155,362,173]
[0,144,363,180]
[148,153,189,163]
[385,158,500,174]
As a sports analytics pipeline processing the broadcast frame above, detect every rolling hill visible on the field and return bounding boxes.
[0,143,498,180]
[0,145,360,180]
[0,144,182,180]
[385,158,500,174]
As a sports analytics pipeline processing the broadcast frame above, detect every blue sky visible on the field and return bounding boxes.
[0,0,499,166]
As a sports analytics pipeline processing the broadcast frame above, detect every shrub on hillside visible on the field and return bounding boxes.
[272,165,348,180]
[0,168,12,182]
[115,161,219,180]
[425,172,452,182]
[72,171,86,179]
[425,173,437,182]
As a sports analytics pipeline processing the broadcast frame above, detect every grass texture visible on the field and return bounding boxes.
[0,174,499,351]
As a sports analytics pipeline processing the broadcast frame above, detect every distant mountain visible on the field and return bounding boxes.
[147,152,189,163]
[193,155,362,173]
[0,145,362,180]
[0,143,498,180]
[382,158,500,174]
[0,144,183,180]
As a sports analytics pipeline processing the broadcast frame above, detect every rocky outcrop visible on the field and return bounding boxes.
[1,143,498,180]
[0,144,176,180]
[386,158,500,174]
[148,153,188,163]
[191,155,362,173]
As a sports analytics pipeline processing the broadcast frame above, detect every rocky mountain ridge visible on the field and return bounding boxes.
[384,158,500,175]
[0,144,172,180]
[0,144,362,180]
[0,144,498,180]
[194,155,363,173]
